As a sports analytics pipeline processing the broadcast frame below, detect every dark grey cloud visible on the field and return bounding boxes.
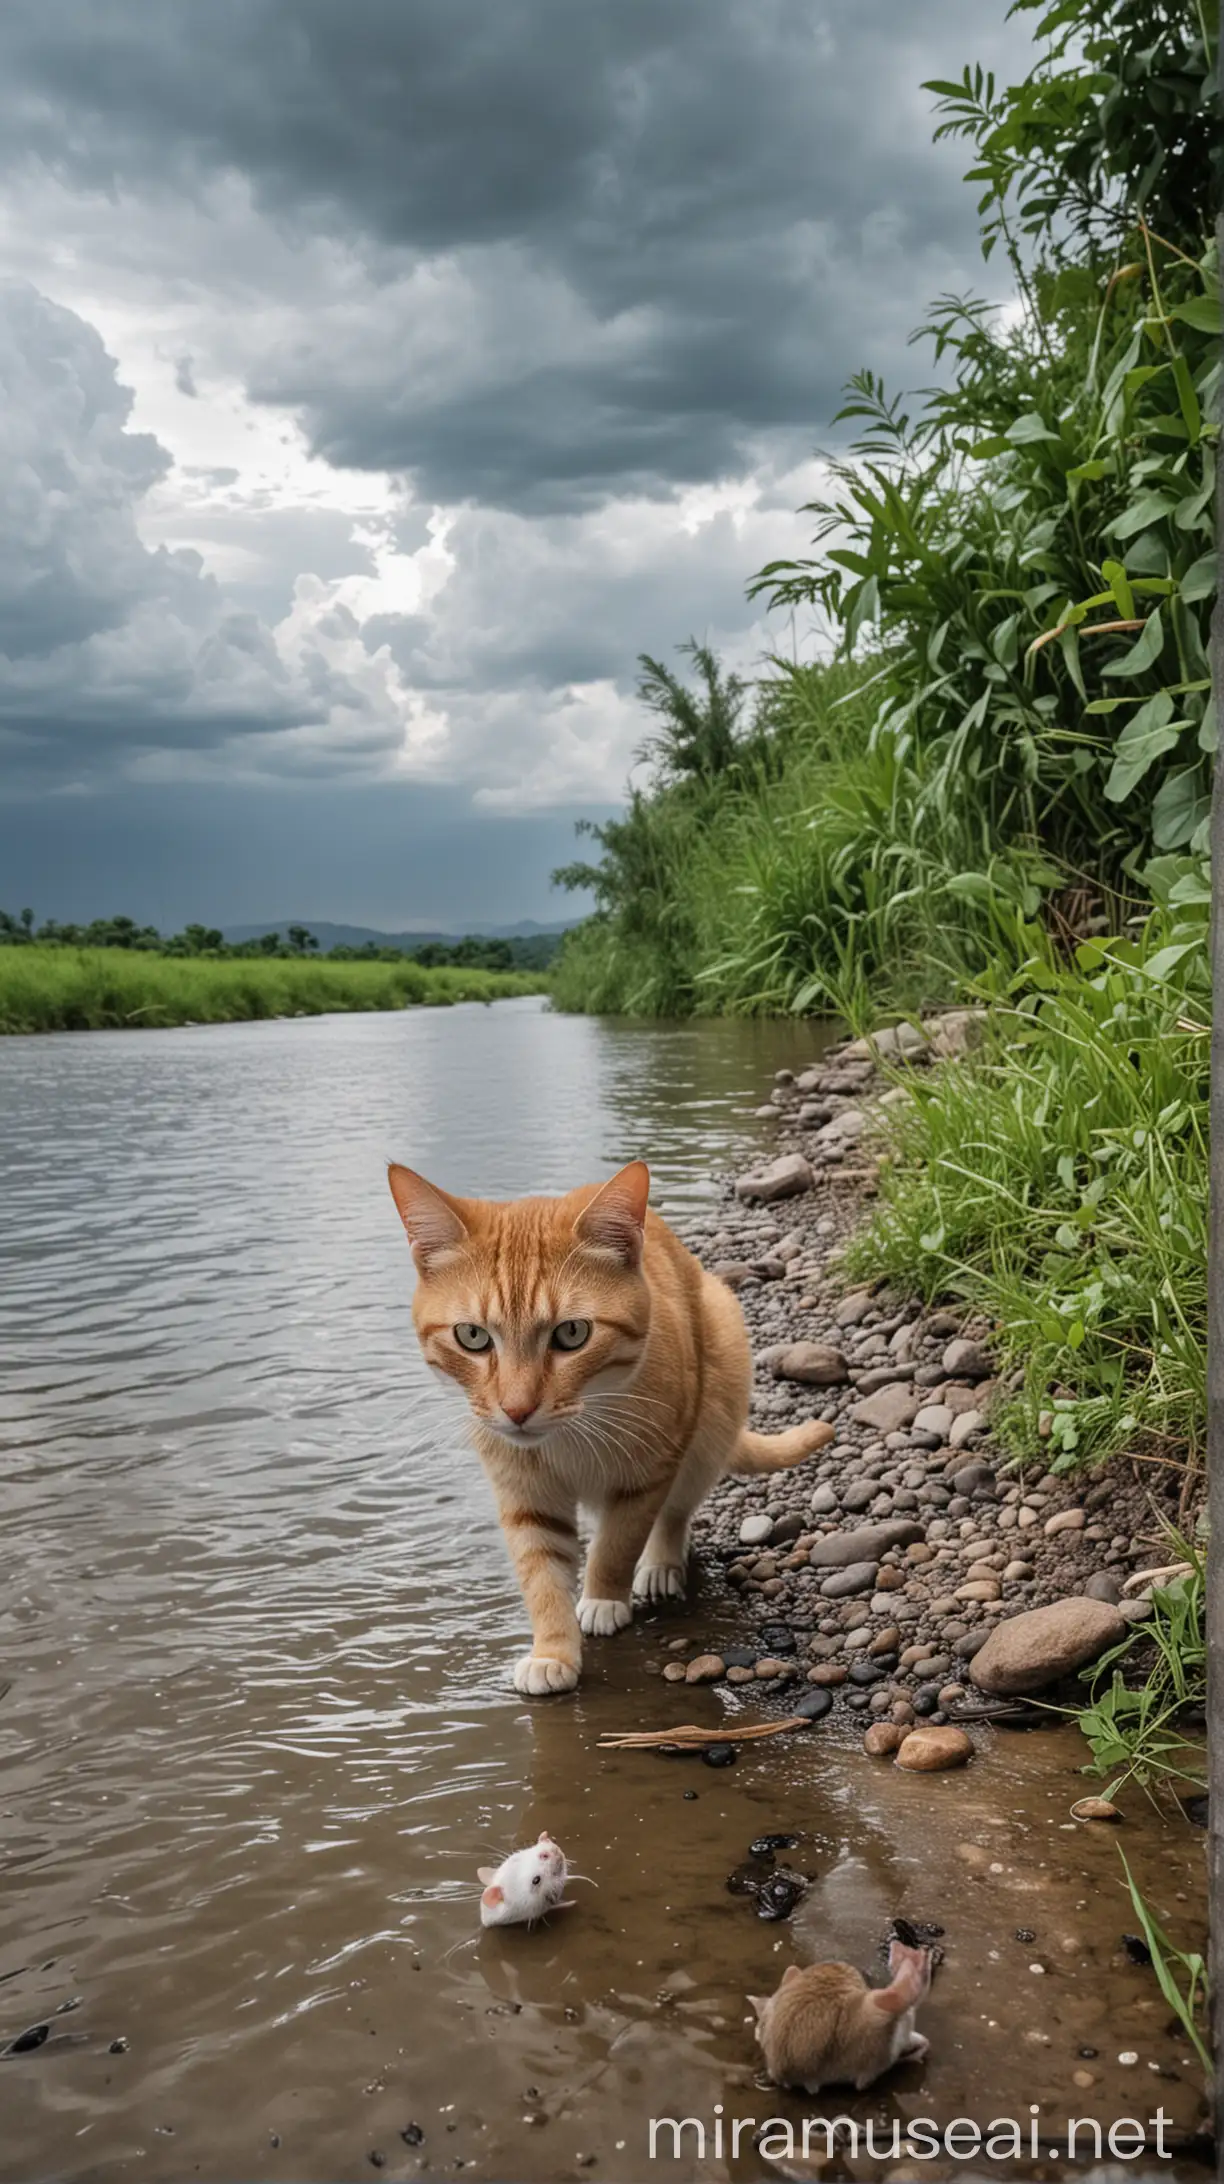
[0,777,602,932]
[0,0,1029,512]
[0,0,1035,918]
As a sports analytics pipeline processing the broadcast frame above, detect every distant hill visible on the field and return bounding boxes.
[221,918,577,951]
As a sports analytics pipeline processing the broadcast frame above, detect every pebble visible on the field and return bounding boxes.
[913,1404,954,1440]
[942,1338,992,1379]
[1044,1505,1085,1535]
[894,1725,974,1771]
[685,1654,725,1683]
[739,1514,774,1546]
[864,1721,907,1755]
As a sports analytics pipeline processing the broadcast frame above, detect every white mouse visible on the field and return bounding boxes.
[478,1831,574,1927]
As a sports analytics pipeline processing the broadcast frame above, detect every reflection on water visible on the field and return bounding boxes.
[0,1000,1209,2179]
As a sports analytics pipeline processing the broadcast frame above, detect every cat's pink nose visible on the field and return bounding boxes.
[503,1402,536,1425]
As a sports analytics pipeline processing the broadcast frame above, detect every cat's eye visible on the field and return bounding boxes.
[453,1323,492,1353]
[551,1318,591,1351]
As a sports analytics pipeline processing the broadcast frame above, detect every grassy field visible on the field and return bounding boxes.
[0,947,543,1034]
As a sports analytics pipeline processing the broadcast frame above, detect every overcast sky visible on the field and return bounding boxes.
[0,0,1030,930]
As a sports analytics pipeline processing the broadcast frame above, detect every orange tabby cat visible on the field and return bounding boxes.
[387,1159,833,1695]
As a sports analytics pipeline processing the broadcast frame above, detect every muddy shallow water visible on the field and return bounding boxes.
[0,1000,1209,2180]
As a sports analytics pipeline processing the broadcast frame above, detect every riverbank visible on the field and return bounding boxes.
[664,1022,1204,1785]
[0,945,544,1032]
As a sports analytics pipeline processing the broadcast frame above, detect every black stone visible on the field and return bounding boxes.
[4,2024,48,2056]
[848,1658,884,1685]
[402,2126,426,2147]
[756,1868,807,1921]
[911,1686,939,1715]
[750,1832,800,1858]
[757,1624,797,1655]
[884,1917,946,1969]
[1014,1928,1036,1944]
[702,1742,738,1768]
[1078,2047,1098,2061]
[721,1646,758,1668]
[846,1691,871,1710]
[794,1687,833,1721]
[726,1863,764,1897]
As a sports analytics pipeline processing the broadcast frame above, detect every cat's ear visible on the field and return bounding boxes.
[747,1994,771,2020]
[573,1161,649,1268]
[388,1164,468,1269]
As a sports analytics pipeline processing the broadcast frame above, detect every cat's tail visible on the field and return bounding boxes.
[729,1420,836,1476]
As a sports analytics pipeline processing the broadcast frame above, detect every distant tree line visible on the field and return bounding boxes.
[0,908,561,971]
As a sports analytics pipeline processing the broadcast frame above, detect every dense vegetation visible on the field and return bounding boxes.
[0,909,559,973]
[556,0,1216,1488]
[0,947,541,1034]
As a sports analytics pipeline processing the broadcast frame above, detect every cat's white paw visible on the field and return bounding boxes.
[634,1561,686,1602]
[578,1596,633,1638]
[512,1653,580,1696]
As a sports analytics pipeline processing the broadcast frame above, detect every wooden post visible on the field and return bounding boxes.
[1211,6,1224,2161]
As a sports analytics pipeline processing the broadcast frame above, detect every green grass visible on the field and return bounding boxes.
[0,947,543,1034]
[549,660,1055,1023]
[841,884,1209,1469]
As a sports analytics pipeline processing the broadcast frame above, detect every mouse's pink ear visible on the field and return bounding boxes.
[481,1883,504,1909]
[537,1831,553,1844]
[476,1866,496,1884]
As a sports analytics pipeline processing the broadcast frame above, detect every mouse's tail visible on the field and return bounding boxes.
[729,1420,835,1476]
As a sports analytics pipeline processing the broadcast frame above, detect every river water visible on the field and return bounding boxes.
[0,999,1209,2180]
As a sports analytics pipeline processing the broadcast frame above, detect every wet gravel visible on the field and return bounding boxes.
[654,1020,1193,1730]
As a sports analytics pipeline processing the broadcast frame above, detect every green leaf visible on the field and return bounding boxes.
[1104,690,1184,802]
[1151,767,1211,851]
[1110,493,1176,540]
[845,573,880,650]
[1006,412,1061,445]
[1101,560,1135,618]
[1170,297,1221,334]
[1101,608,1164,680]
[1180,552,1217,603]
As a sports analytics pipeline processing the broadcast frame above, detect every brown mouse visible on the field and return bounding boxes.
[749,1939,932,2094]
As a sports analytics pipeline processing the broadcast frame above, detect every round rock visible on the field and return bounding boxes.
[970,1598,1126,1696]
[895,1725,974,1772]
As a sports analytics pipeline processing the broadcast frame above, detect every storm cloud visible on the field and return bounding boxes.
[0,0,1030,918]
